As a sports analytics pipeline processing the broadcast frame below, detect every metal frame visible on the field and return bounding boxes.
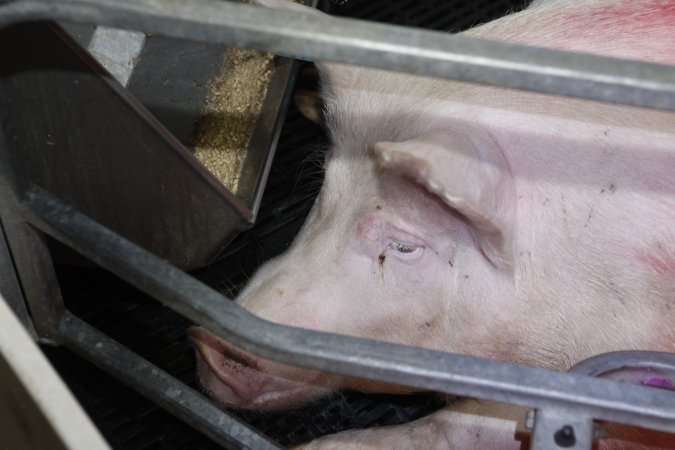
[2,0,675,112]
[0,1,674,449]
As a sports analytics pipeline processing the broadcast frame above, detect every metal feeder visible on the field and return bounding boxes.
[1,17,298,271]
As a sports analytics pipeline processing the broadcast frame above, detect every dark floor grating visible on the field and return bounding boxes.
[44,0,531,448]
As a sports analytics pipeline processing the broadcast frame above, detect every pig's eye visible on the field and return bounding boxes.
[395,243,417,253]
[388,241,424,261]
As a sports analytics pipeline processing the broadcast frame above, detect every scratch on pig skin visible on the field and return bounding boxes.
[418,321,432,330]
[607,280,627,306]
[584,207,594,228]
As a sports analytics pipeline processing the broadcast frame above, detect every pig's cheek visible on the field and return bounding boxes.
[382,252,445,296]
[371,255,452,346]
[238,281,337,332]
[252,297,335,332]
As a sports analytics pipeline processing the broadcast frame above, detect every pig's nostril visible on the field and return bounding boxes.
[188,328,328,409]
[218,344,258,369]
[188,327,260,404]
[187,326,258,369]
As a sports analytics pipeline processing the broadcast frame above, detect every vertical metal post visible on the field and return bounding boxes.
[0,123,62,342]
[0,216,35,335]
[0,213,65,344]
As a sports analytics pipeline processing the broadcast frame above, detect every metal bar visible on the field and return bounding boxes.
[0,75,66,344]
[0,216,34,333]
[57,311,283,450]
[0,118,37,337]
[22,187,675,435]
[569,351,675,377]
[1,0,675,112]
[0,214,66,343]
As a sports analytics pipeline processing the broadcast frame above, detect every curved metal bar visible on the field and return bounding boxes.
[1,0,675,112]
[569,351,675,377]
[22,187,675,436]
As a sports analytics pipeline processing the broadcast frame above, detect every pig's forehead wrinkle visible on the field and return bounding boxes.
[329,85,675,153]
[448,89,675,136]
[326,112,428,157]
[323,64,451,104]
[323,77,454,148]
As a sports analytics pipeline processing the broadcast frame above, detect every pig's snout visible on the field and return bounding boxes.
[188,327,327,410]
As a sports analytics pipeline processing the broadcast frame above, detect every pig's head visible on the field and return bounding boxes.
[190,62,528,410]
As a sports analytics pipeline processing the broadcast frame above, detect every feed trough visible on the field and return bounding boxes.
[1,16,300,271]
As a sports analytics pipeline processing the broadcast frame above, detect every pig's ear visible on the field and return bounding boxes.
[374,131,515,269]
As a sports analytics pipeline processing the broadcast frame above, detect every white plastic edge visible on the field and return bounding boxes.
[0,294,110,450]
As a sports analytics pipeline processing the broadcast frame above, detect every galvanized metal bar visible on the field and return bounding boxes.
[569,351,675,377]
[22,187,675,436]
[57,311,283,450]
[1,0,675,112]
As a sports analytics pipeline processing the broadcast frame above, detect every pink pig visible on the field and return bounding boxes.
[190,0,675,447]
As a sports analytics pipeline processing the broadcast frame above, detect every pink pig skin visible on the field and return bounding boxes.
[190,0,675,448]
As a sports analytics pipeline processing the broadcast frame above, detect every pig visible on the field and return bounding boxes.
[189,0,675,447]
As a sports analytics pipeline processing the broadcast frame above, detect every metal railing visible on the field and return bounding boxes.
[1,1,674,449]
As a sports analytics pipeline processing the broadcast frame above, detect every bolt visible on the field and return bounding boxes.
[554,425,576,448]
